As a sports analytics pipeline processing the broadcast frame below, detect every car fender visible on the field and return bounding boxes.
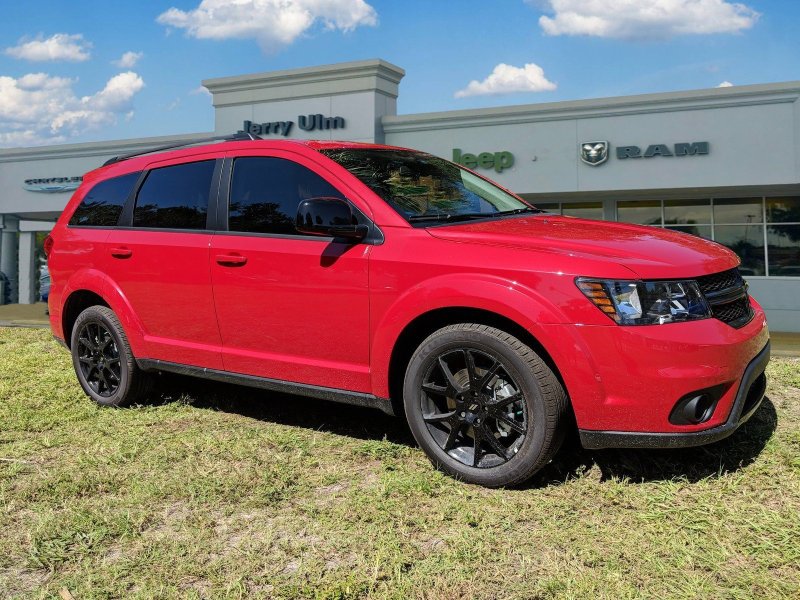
[370,273,575,398]
[62,269,147,355]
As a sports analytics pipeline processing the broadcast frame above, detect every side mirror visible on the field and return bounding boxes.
[296,197,368,242]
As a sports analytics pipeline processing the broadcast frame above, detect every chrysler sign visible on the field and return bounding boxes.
[24,176,83,193]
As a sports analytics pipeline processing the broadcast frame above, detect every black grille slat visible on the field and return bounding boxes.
[695,268,754,329]
[696,269,744,295]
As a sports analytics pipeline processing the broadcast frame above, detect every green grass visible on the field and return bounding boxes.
[1,327,798,599]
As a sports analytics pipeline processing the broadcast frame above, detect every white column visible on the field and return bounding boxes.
[18,231,36,304]
[0,217,18,303]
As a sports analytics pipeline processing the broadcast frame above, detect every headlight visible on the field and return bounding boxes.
[576,278,711,325]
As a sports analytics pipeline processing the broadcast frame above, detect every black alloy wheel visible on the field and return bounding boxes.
[421,348,527,469]
[404,323,568,487]
[70,305,151,407]
[76,321,122,397]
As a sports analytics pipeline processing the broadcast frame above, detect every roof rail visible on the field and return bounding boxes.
[102,131,262,167]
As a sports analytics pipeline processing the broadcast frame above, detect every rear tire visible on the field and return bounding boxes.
[70,306,151,407]
[403,323,567,487]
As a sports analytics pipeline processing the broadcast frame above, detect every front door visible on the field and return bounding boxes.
[210,152,371,392]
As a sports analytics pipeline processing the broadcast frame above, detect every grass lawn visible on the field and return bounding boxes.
[1,327,798,599]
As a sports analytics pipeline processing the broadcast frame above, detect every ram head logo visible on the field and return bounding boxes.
[580,141,609,166]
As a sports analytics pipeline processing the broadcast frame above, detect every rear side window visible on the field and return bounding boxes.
[68,172,140,227]
[229,157,346,235]
[133,160,215,230]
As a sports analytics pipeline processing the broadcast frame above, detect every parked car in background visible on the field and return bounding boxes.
[45,135,770,487]
[39,265,50,302]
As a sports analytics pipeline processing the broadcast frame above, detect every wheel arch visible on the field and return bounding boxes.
[60,274,146,354]
[385,306,570,419]
[62,289,109,348]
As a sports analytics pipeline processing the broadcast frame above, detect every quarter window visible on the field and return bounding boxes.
[69,172,140,227]
[133,160,215,230]
[228,157,346,235]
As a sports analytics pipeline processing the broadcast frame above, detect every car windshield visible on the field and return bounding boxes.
[319,148,540,224]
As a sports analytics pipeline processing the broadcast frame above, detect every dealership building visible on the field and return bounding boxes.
[0,58,798,331]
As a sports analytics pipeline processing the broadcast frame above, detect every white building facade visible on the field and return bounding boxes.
[1,59,798,331]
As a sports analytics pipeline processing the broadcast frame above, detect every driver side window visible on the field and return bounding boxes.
[228,157,346,235]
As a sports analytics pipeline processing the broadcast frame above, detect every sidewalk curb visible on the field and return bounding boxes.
[0,321,50,329]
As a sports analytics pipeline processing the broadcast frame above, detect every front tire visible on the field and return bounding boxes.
[403,324,567,487]
[70,306,150,407]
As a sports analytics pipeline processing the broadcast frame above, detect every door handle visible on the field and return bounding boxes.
[110,246,132,259]
[216,254,247,266]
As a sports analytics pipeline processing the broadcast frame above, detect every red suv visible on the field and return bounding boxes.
[46,136,770,487]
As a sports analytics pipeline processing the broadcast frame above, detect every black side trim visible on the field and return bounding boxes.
[137,359,395,416]
[579,340,770,449]
[206,158,225,231]
[117,170,149,227]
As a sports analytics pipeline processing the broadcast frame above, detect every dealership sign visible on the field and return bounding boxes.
[239,114,346,137]
[24,176,83,193]
[580,141,709,166]
[452,148,514,172]
[580,141,609,166]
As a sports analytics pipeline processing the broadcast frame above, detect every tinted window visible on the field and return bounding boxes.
[617,201,661,225]
[713,198,763,224]
[229,157,346,235]
[562,202,603,220]
[69,172,140,227]
[133,160,215,230]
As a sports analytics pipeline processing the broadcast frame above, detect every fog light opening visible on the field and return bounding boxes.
[669,385,726,426]
[686,394,714,424]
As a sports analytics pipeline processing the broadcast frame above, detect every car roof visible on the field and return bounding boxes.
[89,138,417,183]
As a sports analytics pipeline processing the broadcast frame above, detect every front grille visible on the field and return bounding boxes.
[696,269,744,294]
[695,268,754,329]
[712,296,753,327]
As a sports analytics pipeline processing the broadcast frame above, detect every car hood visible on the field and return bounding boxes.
[425,215,740,279]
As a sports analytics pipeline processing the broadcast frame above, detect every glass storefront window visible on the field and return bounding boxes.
[535,202,560,213]
[766,197,800,223]
[665,225,713,240]
[713,224,766,275]
[609,196,800,277]
[617,201,661,225]
[767,224,800,276]
[713,198,763,224]
[562,202,602,220]
[664,199,711,225]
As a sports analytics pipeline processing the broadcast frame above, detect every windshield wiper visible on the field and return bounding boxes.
[495,207,544,216]
[408,212,490,223]
[408,207,543,224]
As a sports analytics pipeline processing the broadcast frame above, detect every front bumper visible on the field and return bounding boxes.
[579,340,770,449]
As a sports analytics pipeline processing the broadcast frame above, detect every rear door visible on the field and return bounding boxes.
[104,154,223,369]
[209,150,372,392]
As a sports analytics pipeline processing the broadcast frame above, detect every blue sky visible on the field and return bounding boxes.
[0,0,798,147]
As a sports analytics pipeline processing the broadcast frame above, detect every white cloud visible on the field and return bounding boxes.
[455,63,557,98]
[0,71,144,147]
[157,0,378,53]
[717,80,734,87]
[537,0,759,40]
[4,33,91,62]
[112,51,143,68]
